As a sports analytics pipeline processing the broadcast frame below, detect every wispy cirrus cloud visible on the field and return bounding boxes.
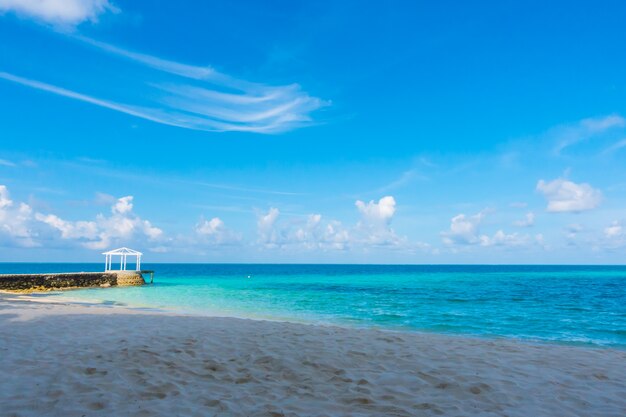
[601,138,626,155]
[0,0,117,27]
[57,157,305,198]
[0,71,186,128]
[77,36,227,83]
[0,32,328,134]
[551,114,625,155]
[0,159,16,167]
[185,180,305,196]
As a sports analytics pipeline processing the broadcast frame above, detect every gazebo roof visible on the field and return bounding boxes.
[102,247,143,256]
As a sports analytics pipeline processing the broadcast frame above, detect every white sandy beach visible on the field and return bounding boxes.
[1,295,625,417]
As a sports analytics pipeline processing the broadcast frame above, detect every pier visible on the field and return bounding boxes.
[0,270,153,292]
[0,247,155,292]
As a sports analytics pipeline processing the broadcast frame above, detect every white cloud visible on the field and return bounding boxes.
[112,195,133,215]
[442,210,531,249]
[536,178,602,213]
[293,214,321,245]
[513,212,535,227]
[36,195,163,250]
[479,230,529,247]
[257,207,281,247]
[196,217,224,236]
[195,217,240,245]
[34,213,98,240]
[0,185,11,209]
[256,196,407,251]
[292,214,351,250]
[0,0,116,27]
[256,208,343,250]
[441,212,485,245]
[604,221,623,239]
[258,207,280,230]
[317,220,351,250]
[355,196,396,224]
[353,196,404,247]
[0,185,38,247]
[256,212,350,251]
[597,221,626,250]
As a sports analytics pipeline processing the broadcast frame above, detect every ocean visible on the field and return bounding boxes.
[2,263,626,347]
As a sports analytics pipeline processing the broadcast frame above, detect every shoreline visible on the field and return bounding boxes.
[2,294,626,416]
[4,291,624,351]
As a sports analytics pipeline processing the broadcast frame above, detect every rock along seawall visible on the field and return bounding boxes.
[0,271,145,292]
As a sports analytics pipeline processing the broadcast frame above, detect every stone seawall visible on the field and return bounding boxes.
[0,271,145,292]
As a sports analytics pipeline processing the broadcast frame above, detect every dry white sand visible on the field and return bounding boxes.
[1,295,625,417]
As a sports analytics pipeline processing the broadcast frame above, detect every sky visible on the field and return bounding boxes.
[1,0,626,264]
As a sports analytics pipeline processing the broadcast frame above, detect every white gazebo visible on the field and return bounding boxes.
[103,247,143,271]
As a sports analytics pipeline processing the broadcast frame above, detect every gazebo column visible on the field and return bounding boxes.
[137,255,141,271]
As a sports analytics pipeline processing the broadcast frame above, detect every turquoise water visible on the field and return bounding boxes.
[3,264,626,347]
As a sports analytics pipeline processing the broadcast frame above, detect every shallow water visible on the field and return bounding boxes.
[2,263,626,347]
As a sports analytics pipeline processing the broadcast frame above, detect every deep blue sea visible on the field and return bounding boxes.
[2,263,626,347]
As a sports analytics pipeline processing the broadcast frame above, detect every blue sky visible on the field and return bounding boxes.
[1,0,626,263]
